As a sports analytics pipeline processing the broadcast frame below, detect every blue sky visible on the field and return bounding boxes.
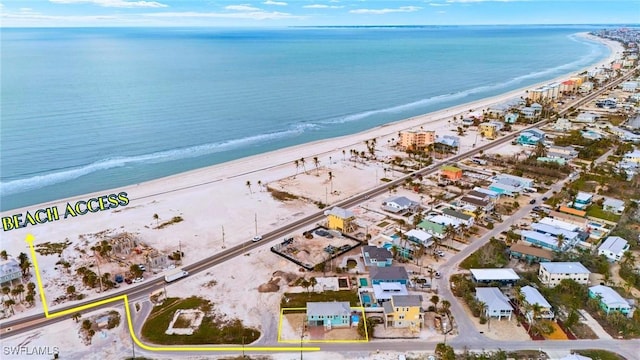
[1,0,638,27]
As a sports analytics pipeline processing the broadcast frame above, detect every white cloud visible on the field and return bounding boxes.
[428,3,450,6]
[350,6,421,15]
[145,10,302,20]
[303,4,343,9]
[225,4,261,11]
[263,0,287,5]
[49,0,168,8]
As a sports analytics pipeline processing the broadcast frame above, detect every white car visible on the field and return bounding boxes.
[133,277,144,283]
[252,235,263,242]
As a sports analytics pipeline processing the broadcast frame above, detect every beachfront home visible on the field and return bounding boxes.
[470,268,520,286]
[325,207,356,233]
[622,81,639,92]
[0,258,21,285]
[440,165,463,181]
[479,123,500,139]
[588,285,633,316]
[508,241,554,264]
[475,287,513,320]
[370,266,409,285]
[602,197,625,215]
[467,190,491,202]
[383,295,424,329]
[306,302,352,328]
[398,130,436,150]
[381,196,419,214]
[472,187,500,200]
[441,208,474,227]
[520,285,554,320]
[597,236,629,262]
[572,192,593,210]
[417,219,445,239]
[538,262,590,287]
[361,245,393,268]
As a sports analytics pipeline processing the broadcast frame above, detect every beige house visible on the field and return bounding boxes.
[538,262,590,287]
[398,130,435,150]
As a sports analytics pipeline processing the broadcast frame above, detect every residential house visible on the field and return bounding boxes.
[623,149,640,163]
[579,81,594,93]
[588,285,633,316]
[381,196,419,214]
[505,112,519,124]
[383,294,424,329]
[558,206,587,218]
[440,165,463,181]
[521,107,539,120]
[521,230,564,252]
[574,112,599,123]
[622,81,639,92]
[508,241,554,264]
[597,236,629,262]
[602,197,625,215]
[372,282,408,304]
[581,129,603,141]
[559,354,592,360]
[398,130,436,150]
[306,302,352,328]
[461,118,475,127]
[554,118,573,132]
[470,268,520,286]
[436,135,460,148]
[538,262,590,287]
[370,266,409,285]
[441,208,474,227]
[417,219,446,239]
[361,245,393,267]
[572,192,593,210]
[547,210,588,227]
[325,207,357,232]
[492,174,534,189]
[0,258,21,285]
[475,287,513,320]
[517,128,545,146]
[472,187,500,200]
[520,286,554,320]
[547,145,578,160]
[479,123,500,140]
[459,196,493,212]
[467,190,491,202]
[529,222,580,249]
[405,229,433,247]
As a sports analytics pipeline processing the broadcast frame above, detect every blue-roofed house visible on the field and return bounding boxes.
[572,192,593,210]
[521,230,564,251]
[517,128,546,146]
[520,286,554,321]
[602,197,625,215]
[475,287,513,320]
[539,262,590,287]
[436,135,460,148]
[597,236,629,262]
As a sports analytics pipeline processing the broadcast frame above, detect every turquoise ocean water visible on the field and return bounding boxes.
[0,26,610,211]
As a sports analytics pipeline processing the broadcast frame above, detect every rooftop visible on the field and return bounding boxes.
[372,282,408,300]
[370,266,409,281]
[475,287,512,311]
[598,236,629,255]
[324,206,355,219]
[540,262,590,274]
[589,285,630,308]
[306,301,351,317]
[442,208,473,221]
[470,268,520,281]
[521,285,551,308]
[509,242,554,260]
[362,245,393,262]
[391,294,423,307]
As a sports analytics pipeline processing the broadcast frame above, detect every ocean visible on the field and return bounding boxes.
[0,26,610,211]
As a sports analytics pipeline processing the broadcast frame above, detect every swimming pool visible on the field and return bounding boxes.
[589,222,603,228]
[362,294,372,305]
[359,278,368,287]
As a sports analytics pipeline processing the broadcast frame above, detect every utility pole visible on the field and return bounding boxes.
[222,226,226,249]
[325,186,328,204]
[254,213,258,236]
[300,318,304,360]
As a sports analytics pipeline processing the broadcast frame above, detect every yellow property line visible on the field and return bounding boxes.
[278,306,369,343]
[25,234,320,352]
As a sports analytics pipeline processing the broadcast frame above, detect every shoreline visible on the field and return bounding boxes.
[0,32,621,217]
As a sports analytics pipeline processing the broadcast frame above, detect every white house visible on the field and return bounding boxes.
[405,229,434,247]
[538,262,590,287]
[520,285,554,320]
[475,287,513,320]
[574,112,599,123]
[602,197,625,214]
[0,258,21,285]
[597,236,629,262]
[381,196,419,214]
[621,81,639,92]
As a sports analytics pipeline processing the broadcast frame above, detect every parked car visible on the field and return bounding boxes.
[124,278,133,284]
[434,271,442,279]
[137,264,146,271]
[252,235,263,242]
[115,274,124,283]
[133,277,144,283]
[314,229,333,238]
[529,199,536,204]
[542,196,548,201]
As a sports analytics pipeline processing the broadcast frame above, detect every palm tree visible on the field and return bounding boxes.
[18,253,31,277]
[67,285,76,297]
[534,141,547,158]
[257,180,262,192]
[4,299,15,315]
[153,213,159,226]
[300,157,307,174]
[309,277,318,292]
[246,180,252,194]
[441,300,451,315]
[313,156,320,176]
[430,295,440,312]
[328,171,334,193]
[444,224,456,247]
[72,312,82,323]
[556,234,566,251]
[300,279,311,295]
[342,149,346,161]
[98,240,112,258]
[294,160,299,177]
[14,285,24,303]
[0,251,7,261]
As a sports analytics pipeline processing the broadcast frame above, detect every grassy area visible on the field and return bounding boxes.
[35,240,72,256]
[576,350,626,360]
[459,239,508,269]
[281,290,360,308]
[156,216,184,229]
[267,187,299,201]
[585,205,621,222]
[141,297,260,345]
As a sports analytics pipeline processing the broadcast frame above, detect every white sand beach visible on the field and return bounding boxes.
[0,32,624,358]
